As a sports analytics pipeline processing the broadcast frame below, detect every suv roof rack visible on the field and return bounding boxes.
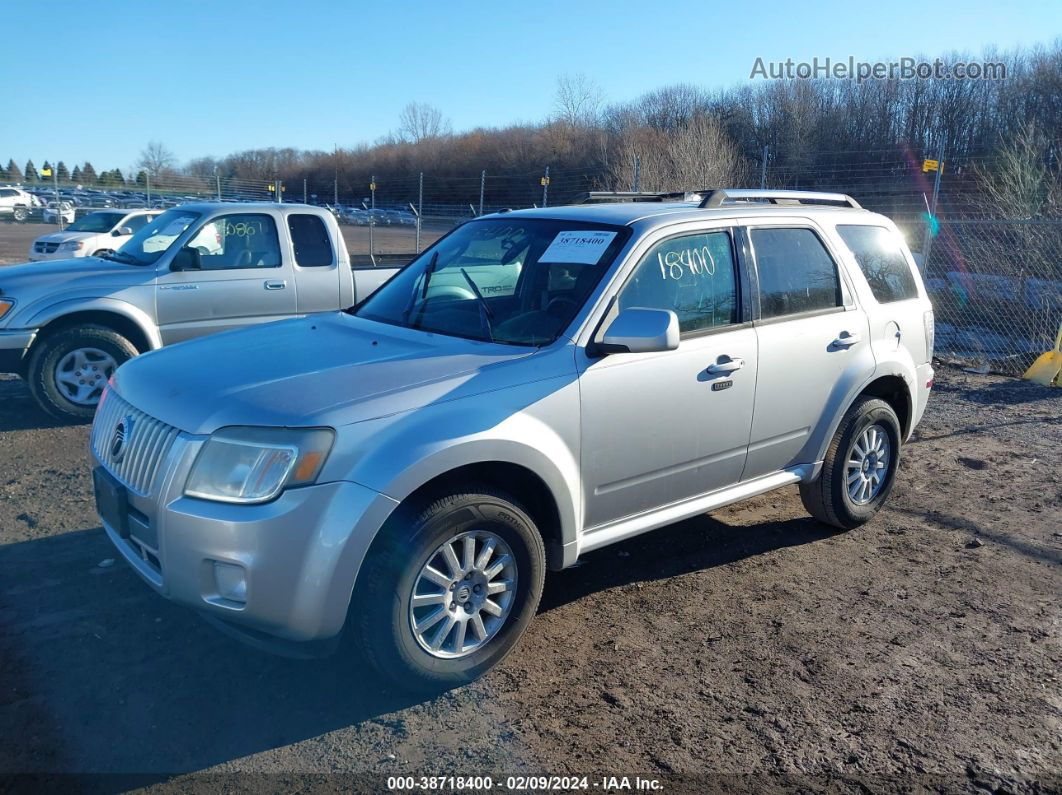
[570,191,710,204]
[698,189,861,209]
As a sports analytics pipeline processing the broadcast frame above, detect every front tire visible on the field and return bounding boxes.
[12,207,28,223]
[799,397,902,530]
[27,325,138,421]
[351,486,546,692]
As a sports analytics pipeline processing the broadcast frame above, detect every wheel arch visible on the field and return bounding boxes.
[28,303,160,357]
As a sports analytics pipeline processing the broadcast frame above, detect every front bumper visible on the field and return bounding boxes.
[94,433,399,645]
[0,329,37,374]
[29,249,84,262]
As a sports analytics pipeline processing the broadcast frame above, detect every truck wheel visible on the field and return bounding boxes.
[352,485,546,692]
[12,207,28,223]
[800,397,901,530]
[27,325,138,421]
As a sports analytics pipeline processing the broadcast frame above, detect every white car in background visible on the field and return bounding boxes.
[42,201,76,225]
[0,186,37,222]
[29,209,160,262]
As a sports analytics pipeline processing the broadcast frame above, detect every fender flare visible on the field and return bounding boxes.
[26,297,162,351]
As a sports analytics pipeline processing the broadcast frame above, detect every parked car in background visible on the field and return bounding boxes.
[85,189,935,690]
[28,209,160,262]
[0,186,37,222]
[0,203,400,419]
[43,201,76,225]
[344,208,371,225]
[385,209,416,226]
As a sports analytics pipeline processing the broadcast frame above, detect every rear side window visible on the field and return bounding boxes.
[836,225,918,303]
[750,228,842,319]
[619,230,738,334]
[288,214,334,267]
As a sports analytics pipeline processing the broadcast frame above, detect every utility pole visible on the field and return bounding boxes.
[479,169,486,216]
[921,148,945,265]
[541,166,550,208]
[760,145,769,189]
[416,171,423,253]
[51,165,63,230]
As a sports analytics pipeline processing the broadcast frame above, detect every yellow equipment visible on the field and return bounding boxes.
[1023,322,1062,387]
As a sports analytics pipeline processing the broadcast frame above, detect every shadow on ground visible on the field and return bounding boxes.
[0,509,836,776]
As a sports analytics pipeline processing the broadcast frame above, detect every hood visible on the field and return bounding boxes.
[113,313,541,433]
[34,231,100,245]
[0,257,152,297]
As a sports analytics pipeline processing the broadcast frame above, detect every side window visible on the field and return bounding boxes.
[288,213,334,267]
[186,214,281,270]
[619,230,738,334]
[750,228,842,319]
[835,225,918,303]
[123,214,150,233]
[0,188,15,198]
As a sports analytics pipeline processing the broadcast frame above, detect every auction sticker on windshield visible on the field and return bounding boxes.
[540,230,617,264]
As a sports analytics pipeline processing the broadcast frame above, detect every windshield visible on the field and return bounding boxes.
[113,209,200,265]
[68,212,125,233]
[356,218,628,346]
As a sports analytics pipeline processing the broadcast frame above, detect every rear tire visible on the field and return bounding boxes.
[350,485,546,692]
[27,325,138,421]
[799,397,901,530]
[12,207,28,223]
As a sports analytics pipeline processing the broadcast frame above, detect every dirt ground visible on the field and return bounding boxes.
[0,364,1058,792]
[0,218,447,266]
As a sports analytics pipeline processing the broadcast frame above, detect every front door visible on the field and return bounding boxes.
[580,228,757,530]
[156,212,297,344]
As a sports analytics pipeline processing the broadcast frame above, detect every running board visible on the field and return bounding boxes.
[578,466,813,555]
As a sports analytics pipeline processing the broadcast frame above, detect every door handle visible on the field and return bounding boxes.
[706,356,745,375]
[830,330,861,348]
[264,280,286,290]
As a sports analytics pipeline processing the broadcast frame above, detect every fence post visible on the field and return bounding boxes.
[417,171,423,254]
[921,150,945,265]
[632,155,640,192]
[542,166,550,207]
[479,169,486,216]
[333,143,339,207]
[369,175,376,265]
[215,169,222,201]
[760,145,769,189]
[146,174,151,208]
[303,178,307,204]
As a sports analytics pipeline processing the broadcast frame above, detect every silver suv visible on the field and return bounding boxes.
[90,190,935,690]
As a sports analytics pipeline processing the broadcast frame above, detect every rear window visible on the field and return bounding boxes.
[288,214,334,267]
[836,225,918,303]
[750,227,843,319]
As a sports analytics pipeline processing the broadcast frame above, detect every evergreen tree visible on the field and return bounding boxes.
[111,168,125,185]
[71,165,81,183]
[24,160,38,182]
[6,159,22,182]
[0,161,7,182]
[135,170,148,187]
[81,162,97,183]
[56,161,70,182]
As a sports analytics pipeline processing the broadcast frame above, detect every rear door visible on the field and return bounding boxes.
[286,212,342,313]
[155,211,297,344]
[742,223,874,480]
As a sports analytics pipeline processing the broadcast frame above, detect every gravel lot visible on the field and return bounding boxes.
[0,363,1059,792]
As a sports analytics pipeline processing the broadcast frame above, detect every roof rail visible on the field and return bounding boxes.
[698,189,862,209]
[570,191,709,204]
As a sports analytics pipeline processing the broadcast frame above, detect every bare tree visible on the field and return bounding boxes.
[398,102,451,144]
[553,73,603,127]
[137,141,176,179]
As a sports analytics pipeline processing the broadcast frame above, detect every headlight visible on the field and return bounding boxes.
[185,426,335,504]
[59,240,84,251]
[0,299,13,320]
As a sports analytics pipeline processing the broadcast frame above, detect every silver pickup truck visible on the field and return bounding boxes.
[89,189,934,691]
[0,202,399,419]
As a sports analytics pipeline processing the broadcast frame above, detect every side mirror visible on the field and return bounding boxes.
[113,227,133,237]
[171,246,201,271]
[600,308,680,354]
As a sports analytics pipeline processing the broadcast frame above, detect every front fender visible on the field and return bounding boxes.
[25,297,162,350]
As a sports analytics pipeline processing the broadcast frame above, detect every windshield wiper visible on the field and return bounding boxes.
[101,251,141,265]
[401,251,439,326]
[460,268,495,343]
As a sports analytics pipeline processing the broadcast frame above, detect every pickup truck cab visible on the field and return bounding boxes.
[89,190,934,690]
[0,202,398,419]
[29,209,161,262]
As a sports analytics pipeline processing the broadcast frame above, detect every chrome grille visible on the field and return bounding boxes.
[91,389,180,495]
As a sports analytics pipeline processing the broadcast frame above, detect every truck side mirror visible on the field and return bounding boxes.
[171,246,202,271]
[113,227,133,237]
[599,308,680,354]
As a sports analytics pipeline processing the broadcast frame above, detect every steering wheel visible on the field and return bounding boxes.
[545,295,579,316]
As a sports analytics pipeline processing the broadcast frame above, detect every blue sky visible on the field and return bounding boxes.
[2,0,1058,172]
